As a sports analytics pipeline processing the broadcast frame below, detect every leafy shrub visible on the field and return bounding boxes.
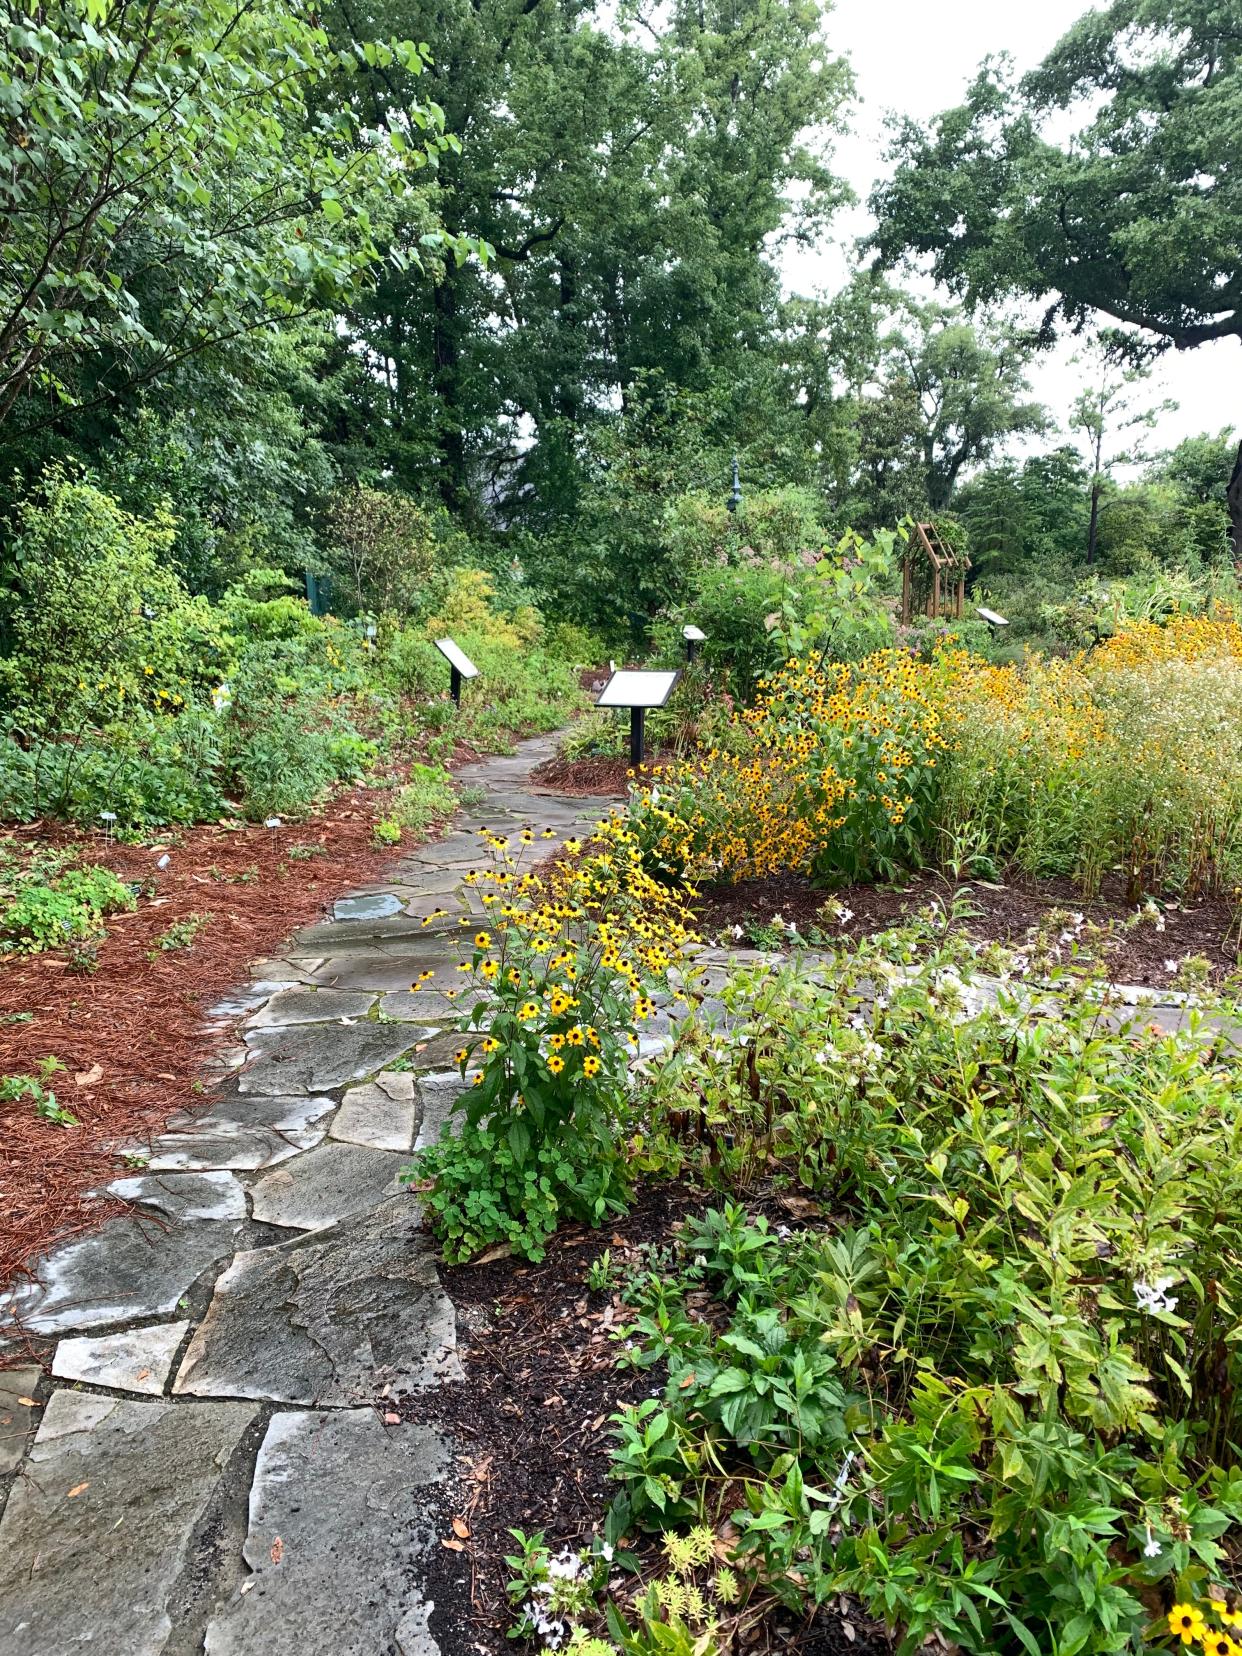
[392,764,457,835]
[0,841,135,954]
[610,943,1242,1655]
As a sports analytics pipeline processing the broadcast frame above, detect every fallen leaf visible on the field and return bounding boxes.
[451,1517,471,1539]
[74,1063,103,1088]
[679,1372,697,1389]
[67,1482,89,1498]
[155,1073,176,1082]
[16,1396,36,1408]
[441,1538,465,1552]
[135,1369,151,1384]
[383,1412,400,1425]
[270,1537,283,1565]
[471,1243,512,1265]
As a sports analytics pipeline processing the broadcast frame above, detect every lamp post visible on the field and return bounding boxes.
[682,624,705,664]
[726,454,742,515]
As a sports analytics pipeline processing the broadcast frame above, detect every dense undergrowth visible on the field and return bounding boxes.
[0,473,586,831]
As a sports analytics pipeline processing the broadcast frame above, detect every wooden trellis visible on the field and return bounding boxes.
[900,521,970,626]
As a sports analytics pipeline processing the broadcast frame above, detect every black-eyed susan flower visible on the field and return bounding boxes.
[547,1053,565,1075]
[582,1054,600,1077]
[1169,1606,1206,1646]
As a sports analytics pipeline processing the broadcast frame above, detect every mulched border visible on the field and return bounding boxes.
[401,1181,891,1656]
[691,870,1242,988]
[0,723,527,1297]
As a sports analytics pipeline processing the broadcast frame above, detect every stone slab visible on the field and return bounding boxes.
[245,988,378,1029]
[413,1073,468,1152]
[306,953,460,994]
[52,1321,189,1396]
[237,1023,417,1095]
[0,1201,243,1337]
[248,1144,406,1232]
[291,913,430,951]
[332,892,404,922]
[0,1391,256,1656]
[203,1409,449,1656]
[143,1095,336,1172]
[331,1073,418,1152]
[108,1170,247,1223]
[0,1367,40,1476]
[174,1199,461,1405]
[206,981,298,1020]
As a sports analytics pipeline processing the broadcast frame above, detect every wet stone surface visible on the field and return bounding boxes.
[0,731,606,1655]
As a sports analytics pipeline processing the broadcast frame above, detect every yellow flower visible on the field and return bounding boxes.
[474,930,491,948]
[548,1033,565,1050]
[472,1073,485,1087]
[1170,1606,1207,1646]
[582,1053,600,1077]
[453,1047,468,1065]
[517,1001,539,1021]
[1213,1603,1242,1631]
[1202,1633,1241,1656]
[566,1026,584,1046]
[547,1053,565,1075]
[480,960,499,980]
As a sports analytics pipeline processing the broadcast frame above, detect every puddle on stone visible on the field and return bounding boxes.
[332,893,404,922]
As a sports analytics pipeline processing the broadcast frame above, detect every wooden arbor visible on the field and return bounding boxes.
[900,522,970,626]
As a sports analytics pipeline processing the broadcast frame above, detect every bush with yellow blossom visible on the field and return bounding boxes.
[630,648,951,886]
[402,814,695,1261]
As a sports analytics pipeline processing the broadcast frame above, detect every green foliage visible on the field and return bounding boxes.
[392,766,457,836]
[0,0,466,433]
[1,1057,76,1127]
[0,840,135,954]
[871,2,1242,359]
[614,943,1242,1654]
[147,913,210,957]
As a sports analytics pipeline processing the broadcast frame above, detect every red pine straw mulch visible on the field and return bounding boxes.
[0,780,444,1302]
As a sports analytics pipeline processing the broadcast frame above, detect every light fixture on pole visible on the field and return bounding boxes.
[682,624,705,664]
[726,455,742,515]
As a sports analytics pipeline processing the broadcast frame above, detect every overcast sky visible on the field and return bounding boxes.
[779,0,1238,465]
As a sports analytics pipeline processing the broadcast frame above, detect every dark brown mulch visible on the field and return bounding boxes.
[400,1181,890,1656]
[692,870,1241,988]
[529,750,683,797]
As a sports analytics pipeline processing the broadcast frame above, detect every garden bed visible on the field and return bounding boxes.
[692,870,1241,987]
[400,1179,890,1656]
[529,750,683,796]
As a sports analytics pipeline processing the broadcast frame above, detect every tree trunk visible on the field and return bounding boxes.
[1086,477,1101,565]
[432,275,466,512]
[1229,437,1242,566]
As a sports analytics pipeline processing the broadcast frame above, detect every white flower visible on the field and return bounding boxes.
[1164,959,1178,973]
[599,1542,614,1563]
[731,924,744,940]
[1133,1276,1178,1316]
[212,683,232,712]
[837,906,855,925]
[1143,1526,1161,1559]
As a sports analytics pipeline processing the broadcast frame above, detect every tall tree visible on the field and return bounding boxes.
[0,0,465,452]
[1071,345,1172,563]
[869,0,1242,547]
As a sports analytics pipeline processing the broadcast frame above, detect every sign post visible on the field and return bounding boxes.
[682,624,705,664]
[596,669,681,768]
[433,637,481,707]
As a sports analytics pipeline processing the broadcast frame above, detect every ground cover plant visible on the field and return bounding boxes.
[460,938,1242,1656]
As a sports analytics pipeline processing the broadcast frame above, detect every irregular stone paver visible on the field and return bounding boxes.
[109,1170,247,1222]
[246,987,378,1028]
[414,1073,468,1151]
[249,1144,406,1231]
[0,1367,40,1475]
[143,1094,336,1172]
[331,1073,418,1151]
[332,892,404,921]
[306,950,460,993]
[174,1199,461,1405]
[203,1409,449,1656]
[207,980,299,1020]
[238,1022,416,1094]
[52,1321,189,1395]
[0,1391,256,1656]
[1,1175,246,1336]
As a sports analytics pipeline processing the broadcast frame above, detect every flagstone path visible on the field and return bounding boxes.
[0,730,1233,1656]
[0,732,619,1656]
